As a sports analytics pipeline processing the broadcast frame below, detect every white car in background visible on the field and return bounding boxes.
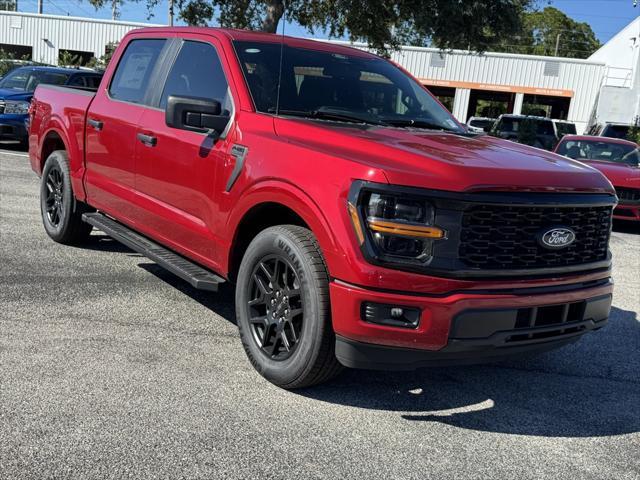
[466,116,496,133]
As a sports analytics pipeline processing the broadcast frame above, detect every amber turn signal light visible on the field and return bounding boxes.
[367,219,445,239]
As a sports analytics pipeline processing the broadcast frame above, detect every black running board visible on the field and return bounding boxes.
[82,212,225,292]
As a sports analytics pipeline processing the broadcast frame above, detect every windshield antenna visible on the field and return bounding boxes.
[275,1,286,116]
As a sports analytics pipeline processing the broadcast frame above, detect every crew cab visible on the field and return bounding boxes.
[1,66,102,147]
[555,135,639,221]
[29,28,616,388]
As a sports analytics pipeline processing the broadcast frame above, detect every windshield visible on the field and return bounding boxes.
[557,139,639,165]
[469,119,494,129]
[0,68,71,92]
[233,41,463,132]
[602,125,630,139]
[498,117,555,136]
[555,122,576,136]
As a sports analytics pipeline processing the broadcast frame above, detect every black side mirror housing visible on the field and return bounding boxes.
[166,95,229,134]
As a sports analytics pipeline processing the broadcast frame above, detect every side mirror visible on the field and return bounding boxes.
[166,95,229,134]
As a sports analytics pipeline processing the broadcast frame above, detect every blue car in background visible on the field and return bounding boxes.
[0,66,103,148]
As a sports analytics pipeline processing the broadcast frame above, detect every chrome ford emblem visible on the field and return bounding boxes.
[538,227,576,249]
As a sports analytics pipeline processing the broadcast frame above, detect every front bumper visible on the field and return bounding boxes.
[0,115,28,141]
[330,278,612,369]
[613,204,640,221]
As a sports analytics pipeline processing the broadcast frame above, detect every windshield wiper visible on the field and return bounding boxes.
[383,118,461,133]
[271,107,389,127]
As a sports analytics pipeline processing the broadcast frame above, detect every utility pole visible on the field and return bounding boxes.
[37,0,43,14]
[554,33,561,56]
[168,0,174,26]
[112,0,117,20]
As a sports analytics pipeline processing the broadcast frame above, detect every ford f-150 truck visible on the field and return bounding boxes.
[29,28,616,389]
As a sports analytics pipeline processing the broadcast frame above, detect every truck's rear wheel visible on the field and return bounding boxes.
[236,225,342,389]
[40,150,92,245]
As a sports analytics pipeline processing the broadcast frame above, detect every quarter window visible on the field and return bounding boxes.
[109,39,166,104]
[160,40,231,112]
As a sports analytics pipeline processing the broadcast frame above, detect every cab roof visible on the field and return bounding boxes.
[130,26,379,59]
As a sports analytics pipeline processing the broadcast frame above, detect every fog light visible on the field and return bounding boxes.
[361,302,421,329]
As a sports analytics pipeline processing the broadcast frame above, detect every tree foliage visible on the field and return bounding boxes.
[0,0,16,11]
[175,0,532,55]
[87,42,120,70]
[495,6,601,58]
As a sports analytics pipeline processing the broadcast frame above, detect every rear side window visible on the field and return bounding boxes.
[159,41,231,111]
[68,74,102,89]
[109,39,165,104]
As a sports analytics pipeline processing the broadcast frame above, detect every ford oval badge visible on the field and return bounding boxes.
[538,227,576,249]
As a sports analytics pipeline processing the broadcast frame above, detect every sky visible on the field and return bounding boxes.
[11,0,640,46]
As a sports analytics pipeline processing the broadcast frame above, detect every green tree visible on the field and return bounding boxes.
[86,0,531,55]
[497,6,601,58]
[58,50,82,67]
[87,42,119,70]
[626,118,640,144]
[0,0,16,11]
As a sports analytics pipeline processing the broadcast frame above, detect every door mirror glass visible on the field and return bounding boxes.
[165,95,229,134]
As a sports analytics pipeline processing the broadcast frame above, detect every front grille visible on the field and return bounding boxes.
[616,187,640,203]
[459,205,612,270]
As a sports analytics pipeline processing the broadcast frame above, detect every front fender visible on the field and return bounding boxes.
[225,179,344,277]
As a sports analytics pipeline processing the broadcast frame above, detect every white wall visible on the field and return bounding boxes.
[333,41,606,133]
[0,12,160,65]
[590,17,639,88]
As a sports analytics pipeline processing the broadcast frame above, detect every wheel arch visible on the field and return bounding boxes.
[38,123,86,202]
[40,129,67,172]
[226,182,341,283]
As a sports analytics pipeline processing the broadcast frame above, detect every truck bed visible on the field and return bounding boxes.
[29,84,97,200]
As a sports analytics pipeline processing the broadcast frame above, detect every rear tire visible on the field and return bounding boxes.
[40,150,93,245]
[236,225,342,389]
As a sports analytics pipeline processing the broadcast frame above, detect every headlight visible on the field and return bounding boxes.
[4,100,30,115]
[348,183,446,266]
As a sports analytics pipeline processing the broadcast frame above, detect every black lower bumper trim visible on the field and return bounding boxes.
[335,334,593,370]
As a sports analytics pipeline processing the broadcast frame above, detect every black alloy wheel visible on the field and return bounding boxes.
[235,225,342,389]
[40,150,93,244]
[44,164,65,227]
[248,255,304,361]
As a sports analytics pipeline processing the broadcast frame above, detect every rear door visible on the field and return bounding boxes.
[84,37,168,223]
[133,36,236,268]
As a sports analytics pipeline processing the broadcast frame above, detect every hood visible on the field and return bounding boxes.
[0,88,33,101]
[580,160,640,189]
[275,118,615,193]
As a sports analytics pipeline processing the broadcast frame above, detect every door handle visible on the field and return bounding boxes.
[137,133,157,147]
[88,118,103,131]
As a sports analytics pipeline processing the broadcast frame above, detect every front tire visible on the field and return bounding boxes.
[236,225,342,389]
[40,150,92,245]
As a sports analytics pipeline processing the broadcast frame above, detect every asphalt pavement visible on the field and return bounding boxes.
[1,145,639,479]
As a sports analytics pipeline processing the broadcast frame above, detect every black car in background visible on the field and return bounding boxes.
[489,114,560,150]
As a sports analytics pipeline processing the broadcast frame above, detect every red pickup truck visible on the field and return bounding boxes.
[29,27,616,388]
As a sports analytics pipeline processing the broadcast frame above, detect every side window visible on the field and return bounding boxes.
[160,41,230,111]
[67,75,87,87]
[109,39,166,104]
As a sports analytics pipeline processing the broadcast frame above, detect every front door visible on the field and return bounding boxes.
[84,37,167,225]
[133,37,235,270]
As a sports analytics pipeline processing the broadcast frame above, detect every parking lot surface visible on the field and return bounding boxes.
[1,146,639,479]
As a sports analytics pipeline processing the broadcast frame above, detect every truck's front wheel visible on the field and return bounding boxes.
[236,225,342,389]
[40,150,92,245]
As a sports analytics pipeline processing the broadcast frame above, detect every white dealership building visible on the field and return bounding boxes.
[1,10,638,133]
